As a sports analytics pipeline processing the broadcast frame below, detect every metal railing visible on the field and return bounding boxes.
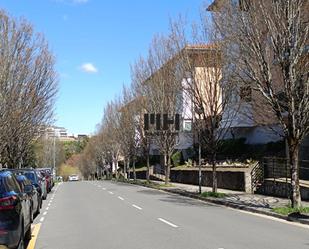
[251,161,264,193]
[263,157,309,181]
[250,157,309,196]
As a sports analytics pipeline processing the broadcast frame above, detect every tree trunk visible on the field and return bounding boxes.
[146,152,150,182]
[127,160,130,180]
[289,141,301,208]
[165,154,171,185]
[133,159,136,181]
[212,153,217,193]
[164,154,168,185]
[124,158,127,179]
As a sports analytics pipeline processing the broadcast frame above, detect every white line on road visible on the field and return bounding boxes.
[40,217,45,223]
[233,208,309,229]
[132,204,142,210]
[118,196,124,201]
[158,218,178,228]
[46,207,49,211]
[43,211,47,216]
[48,203,51,207]
[108,191,114,195]
[102,188,106,190]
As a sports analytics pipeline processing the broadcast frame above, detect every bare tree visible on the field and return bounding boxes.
[139,35,183,184]
[0,10,58,168]
[168,16,239,193]
[118,85,142,180]
[212,0,309,206]
[131,57,153,181]
[99,100,122,177]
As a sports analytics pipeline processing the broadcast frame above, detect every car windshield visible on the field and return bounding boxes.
[23,172,36,183]
[0,177,6,194]
[40,171,47,177]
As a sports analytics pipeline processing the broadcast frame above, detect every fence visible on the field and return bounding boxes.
[254,157,309,199]
[263,157,309,181]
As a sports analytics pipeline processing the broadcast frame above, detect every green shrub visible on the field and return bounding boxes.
[171,151,182,167]
[201,191,227,198]
[272,206,309,215]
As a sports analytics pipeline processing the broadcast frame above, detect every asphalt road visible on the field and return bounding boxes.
[32,180,309,249]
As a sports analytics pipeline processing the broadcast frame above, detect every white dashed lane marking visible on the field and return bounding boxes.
[132,204,142,210]
[158,218,178,228]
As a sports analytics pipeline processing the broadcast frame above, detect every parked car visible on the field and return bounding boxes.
[68,175,79,181]
[15,169,45,204]
[35,171,47,200]
[15,174,40,220]
[36,168,54,193]
[0,170,32,249]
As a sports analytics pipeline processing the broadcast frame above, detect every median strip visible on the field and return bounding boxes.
[158,218,178,228]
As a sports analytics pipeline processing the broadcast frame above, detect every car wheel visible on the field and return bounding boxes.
[16,221,25,249]
[16,237,25,249]
[37,199,41,215]
[25,225,32,242]
[30,208,34,223]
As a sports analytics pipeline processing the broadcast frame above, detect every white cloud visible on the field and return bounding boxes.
[80,63,98,74]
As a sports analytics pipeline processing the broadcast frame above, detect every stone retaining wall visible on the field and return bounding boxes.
[170,170,245,191]
[129,168,248,192]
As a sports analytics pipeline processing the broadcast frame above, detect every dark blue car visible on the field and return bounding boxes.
[0,170,32,249]
[14,169,43,206]
[15,174,41,222]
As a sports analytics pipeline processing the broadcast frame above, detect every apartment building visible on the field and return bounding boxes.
[41,126,77,141]
[207,0,309,145]
[123,45,223,157]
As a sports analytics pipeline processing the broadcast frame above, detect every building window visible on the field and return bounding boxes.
[183,120,192,132]
[240,86,252,102]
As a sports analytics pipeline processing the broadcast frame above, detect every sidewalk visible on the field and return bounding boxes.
[132,180,309,225]
[154,180,309,209]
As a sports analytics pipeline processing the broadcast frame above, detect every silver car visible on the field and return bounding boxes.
[36,171,47,200]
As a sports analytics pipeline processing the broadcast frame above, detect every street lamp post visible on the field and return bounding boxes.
[195,106,204,195]
[53,129,56,177]
[198,133,202,194]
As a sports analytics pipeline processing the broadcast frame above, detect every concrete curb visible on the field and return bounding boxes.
[114,179,309,226]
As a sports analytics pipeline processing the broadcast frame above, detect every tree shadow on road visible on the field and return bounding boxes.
[137,189,167,196]
[157,193,218,208]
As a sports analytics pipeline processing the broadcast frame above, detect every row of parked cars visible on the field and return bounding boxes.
[0,167,54,249]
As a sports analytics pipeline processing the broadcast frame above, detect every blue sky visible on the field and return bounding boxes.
[0,0,211,135]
